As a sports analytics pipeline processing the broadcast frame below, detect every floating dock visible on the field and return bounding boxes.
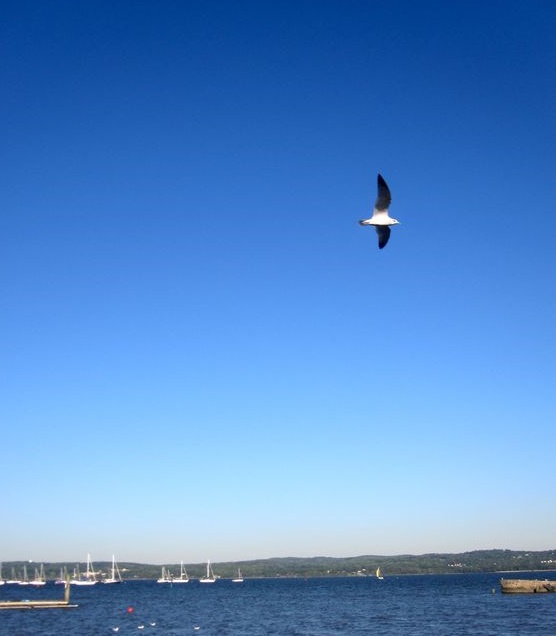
[500,578,556,594]
[0,580,78,610]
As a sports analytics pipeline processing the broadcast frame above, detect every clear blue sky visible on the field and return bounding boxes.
[2,0,555,564]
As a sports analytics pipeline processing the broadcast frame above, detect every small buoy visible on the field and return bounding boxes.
[127,606,135,614]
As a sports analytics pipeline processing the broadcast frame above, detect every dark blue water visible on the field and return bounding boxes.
[1,574,556,635]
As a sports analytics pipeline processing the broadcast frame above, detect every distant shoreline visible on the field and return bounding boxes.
[2,550,555,580]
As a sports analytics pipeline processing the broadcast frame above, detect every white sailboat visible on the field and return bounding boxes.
[157,567,172,583]
[172,561,189,584]
[376,567,384,580]
[71,554,97,585]
[55,567,68,585]
[18,565,30,585]
[6,567,19,584]
[232,567,244,583]
[30,564,46,586]
[199,560,216,583]
[103,555,123,584]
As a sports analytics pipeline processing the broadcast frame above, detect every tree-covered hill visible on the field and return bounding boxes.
[2,549,555,581]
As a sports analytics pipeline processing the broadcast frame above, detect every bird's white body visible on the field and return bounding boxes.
[359,174,400,249]
[359,212,399,226]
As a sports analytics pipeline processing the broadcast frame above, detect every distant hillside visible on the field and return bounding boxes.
[3,549,555,581]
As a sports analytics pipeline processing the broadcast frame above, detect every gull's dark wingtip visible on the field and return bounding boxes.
[376,226,391,249]
[374,173,392,211]
[377,174,390,193]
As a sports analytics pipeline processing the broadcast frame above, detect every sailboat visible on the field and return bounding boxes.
[18,565,30,585]
[55,567,68,585]
[232,567,244,583]
[103,555,123,584]
[376,567,384,580]
[172,561,189,584]
[199,560,216,583]
[6,567,19,584]
[157,567,172,583]
[71,554,97,585]
[31,564,47,586]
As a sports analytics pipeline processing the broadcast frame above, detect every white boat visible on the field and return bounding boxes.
[157,567,172,583]
[103,555,123,584]
[18,565,30,585]
[71,554,97,585]
[199,560,216,583]
[0,563,4,585]
[376,567,384,580]
[172,561,189,584]
[30,563,47,586]
[232,568,244,583]
[55,567,68,584]
[5,567,19,584]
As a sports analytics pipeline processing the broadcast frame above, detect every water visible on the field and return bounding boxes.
[1,574,556,635]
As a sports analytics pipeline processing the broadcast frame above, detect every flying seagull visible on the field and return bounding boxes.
[359,174,400,249]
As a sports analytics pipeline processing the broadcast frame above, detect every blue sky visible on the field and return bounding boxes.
[2,0,555,564]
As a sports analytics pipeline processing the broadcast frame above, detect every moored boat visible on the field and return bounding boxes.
[5,568,19,585]
[70,554,97,586]
[18,565,30,586]
[103,555,123,584]
[172,561,189,584]
[55,567,68,585]
[500,578,556,593]
[157,567,172,583]
[30,564,46,586]
[199,560,216,583]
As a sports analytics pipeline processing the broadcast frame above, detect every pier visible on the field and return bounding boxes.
[0,580,77,610]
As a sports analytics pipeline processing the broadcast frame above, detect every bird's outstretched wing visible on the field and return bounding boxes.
[375,226,391,249]
[375,174,391,211]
